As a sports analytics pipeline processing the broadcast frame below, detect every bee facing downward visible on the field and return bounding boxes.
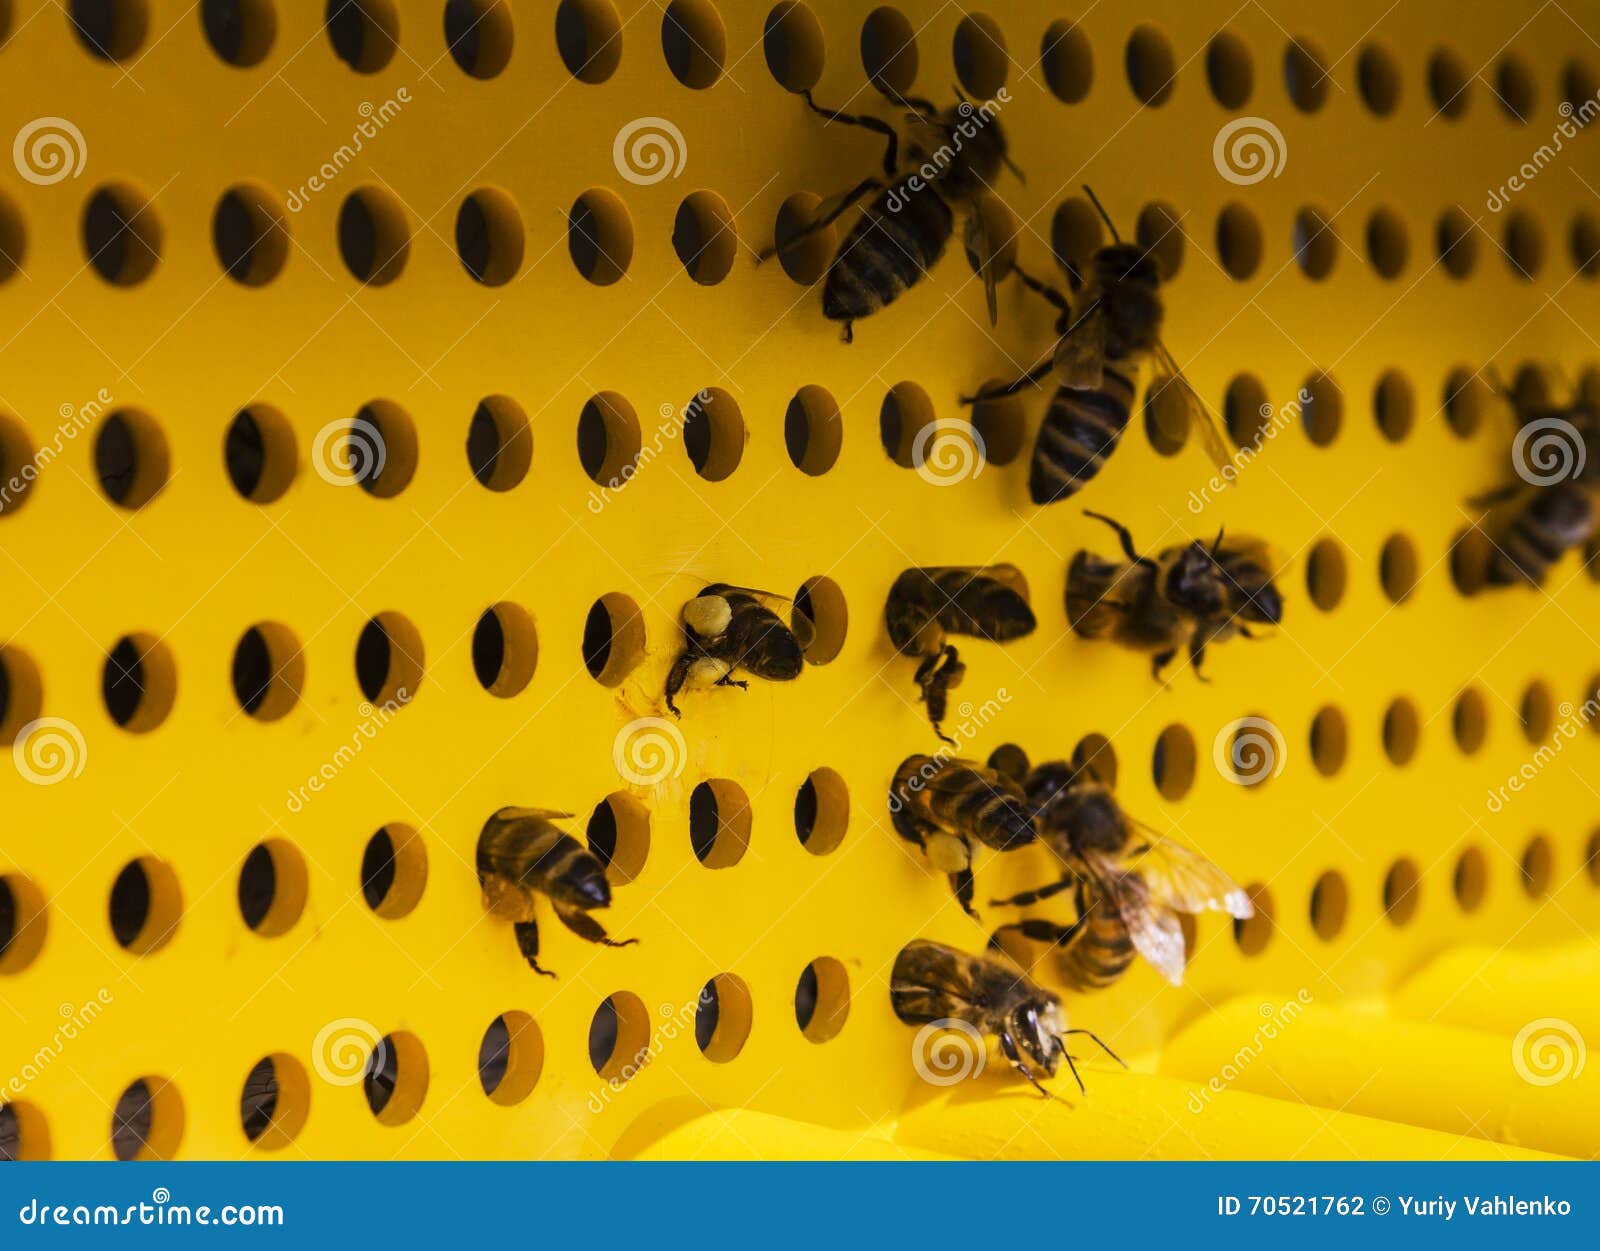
[891,938,1126,1097]
[961,185,1231,504]
[890,754,1036,916]
[1067,511,1283,680]
[884,565,1037,743]
[988,750,1253,990]
[665,584,810,717]
[758,87,1023,342]
[1469,378,1600,587]
[477,807,638,977]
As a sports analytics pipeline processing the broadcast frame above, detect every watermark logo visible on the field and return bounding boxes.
[13,117,87,185]
[1486,693,1599,813]
[612,716,687,786]
[311,419,385,487]
[1487,92,1600,211]
[312,1017,385,1087]
[612,117,687,186]
[1187,388,1311,514]
[912,421,985,486]
[1511,416,1585,486]
[1213,717,1286,785]
[285,90,411,211]
[1512,1017,1585,1086]
[1212,116,1286,186]
[13,717,87,785]
[1188,992,1312,1113]
[285,690,408,813]
[911,1018,987,1086]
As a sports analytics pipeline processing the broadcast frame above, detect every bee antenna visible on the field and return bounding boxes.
[1059,1048,1087,1096]
[1080,184,1124,245]
[1211,526,1226,557]
[1002,154,1027,185]
[952,83,971,106]
[1064,1028,1129,1070]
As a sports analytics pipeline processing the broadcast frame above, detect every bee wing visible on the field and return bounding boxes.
[715,585,816,650]
[962,211,1001,327]
[495,806,576,822]
[1055,306,1108,390]
[1122,817,1255,919]
[1084,853,1188,986]
[1153,338,1232,470]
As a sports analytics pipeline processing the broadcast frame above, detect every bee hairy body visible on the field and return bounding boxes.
[823,179,954,327]
[476,807,636,977]
[1029,363,1139,505]
[1487,481,1597,586]
[665,585,806,716]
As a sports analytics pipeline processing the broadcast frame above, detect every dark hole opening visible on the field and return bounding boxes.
[695,978,719,1052]
[682,395,712,473]
[443,0,481,73]
[794,961,819,1031]
[109,860,151,948]
[111,1079,152,1161]
[232,627,273,715]
[0,878,15,960]
[103,637,146,727]
[202,0,248,62]
[455,195,491,282]
[471,608,504,690]
[587,801,618,869]
[478,1015,510,1095]
[237,844,275,931]
[225,410,265,498]
[581,600,612,679]
[361,828,396,909]
[95,414,139,504]
[363,1037,397,1114]
[240,1056,278,1142]
[689,782,719,863]
[338,196,379,281]
[466,403,501,486]
[213,190,263,281]
[588,997,619,1073]
[355,618,391,701]
[793,776,818,846]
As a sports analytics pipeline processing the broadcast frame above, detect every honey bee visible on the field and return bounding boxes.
[477,807,638,977]
[665,584,810,716]
[1470,380,1600,586]
[1066,511,1283,680]
[758,88,1023,342]
[885,565,1037,743]
[890,754,1037,916]
[891,938,1125,1096]
[988,753,1252,989]
[961,185,1230,503]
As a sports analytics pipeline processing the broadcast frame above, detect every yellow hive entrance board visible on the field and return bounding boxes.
[0,0,1597,1160]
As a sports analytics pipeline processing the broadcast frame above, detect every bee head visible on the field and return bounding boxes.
[1163,544,1228,618]
[683,593,732,638]
[1012,997,1065,1076]
[1235,577,1284,626]
[563,854,612,910]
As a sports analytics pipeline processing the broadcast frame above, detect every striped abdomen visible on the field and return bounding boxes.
[1028,366,1137,505]
[824,182,954,323]
[1488,483,1597,585]
[891,755,1036,851]
[478,811,611,915]
[1060,892,1136,990]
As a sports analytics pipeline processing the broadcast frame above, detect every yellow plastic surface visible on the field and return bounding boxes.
[0,0,1598,1161]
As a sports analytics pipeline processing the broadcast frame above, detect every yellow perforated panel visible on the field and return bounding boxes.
[0,0,1597,1161]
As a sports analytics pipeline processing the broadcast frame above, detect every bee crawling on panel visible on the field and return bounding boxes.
[664,584,810,717]
[889,753,1037,917]
[1066,510,1283,681]
[987,749,1253,991]
[891,938,1126,1097]
[477,807,638,978]
[756,85,1023,342]
[1467,371,1600,587]
[884,565,1037,743]
[960,185,1233,505]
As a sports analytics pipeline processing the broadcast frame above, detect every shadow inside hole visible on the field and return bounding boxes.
[240,1056,277,1143]
[472,609,503,689]
[103,637,146,727]
[237,843,274,931]
[361,827,396,910]
[695,978,719,1051]
[111,1079,153,1161]
[362,1038,397,1115]
[794,960,818,1032]
[588,996,618,1073]
[478,1015,510,1096]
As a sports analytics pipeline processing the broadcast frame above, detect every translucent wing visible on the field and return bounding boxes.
[1083,854,1188,986]
[495,806,576,822]
[708,584,811,645]
[1153,338,1231,470]
[962,212,1001,327]
[1054,305,1108,390]
[1123,816,1254,919]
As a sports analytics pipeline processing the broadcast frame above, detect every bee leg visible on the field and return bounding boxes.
[798,89,900,176]
[1468,483,1521,510]
[556,908,640,950]
[958,353,1055,405]
[999,1032,1063,1099]
[714,673,749,691]
[1064,1028,1130,1071]
[757,176,884,263]
[989,875,1076,908]
[514,921,557,979]
[951,867,980,920]
[1082,510,1153,566]
[1151,649,1176,681]
[1009,262,1072,315]
[664,651,693,718]
[1188,636,1211,683]
[1005,915,1090,949]
[841,321,854,344]
[1237,624,1256,640]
